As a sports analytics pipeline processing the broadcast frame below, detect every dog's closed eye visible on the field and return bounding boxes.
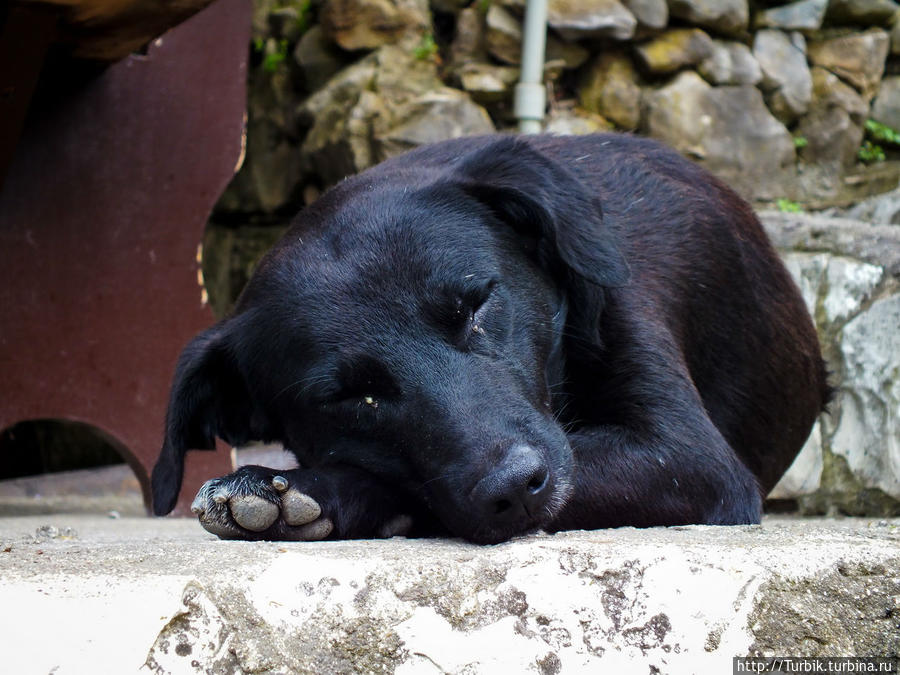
[443,278,497,347]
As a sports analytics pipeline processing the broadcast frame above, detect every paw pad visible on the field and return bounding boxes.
[230,495,279,532]
[283,491,321,525]
[192,472,331,541]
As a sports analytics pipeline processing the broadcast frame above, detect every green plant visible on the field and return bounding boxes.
[413,33,439,61]
[295,0,313,35]
[776,198,803,213]
[262,38,290,72]
[865,119,900,145]
[858,140,886,164]
[793,136,808,149]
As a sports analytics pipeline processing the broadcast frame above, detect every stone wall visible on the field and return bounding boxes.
[215,0,900,230]
[762,208,900,516]
[202,0,900,516]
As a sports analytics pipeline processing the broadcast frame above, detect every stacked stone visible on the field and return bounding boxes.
[224,0,900,212]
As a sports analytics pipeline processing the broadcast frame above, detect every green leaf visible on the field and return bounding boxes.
[776,198,802,213]
[865,119,900,146]
[262,39,290,73]
[858,140,886,164]
[413,33,438,61]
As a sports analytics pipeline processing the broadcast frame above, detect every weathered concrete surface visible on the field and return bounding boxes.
[760,212,900,517]
[1,515,897,673]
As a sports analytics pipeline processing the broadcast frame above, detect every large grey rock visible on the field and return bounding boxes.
[252,0,310,40]
[622,0,667,29]
[545,37,591,73]
[579,52,643,129]
[831,294,900,501]
[633,27,714,74]
[455,63,520,103]
[300,44,493,185]
[299,54,383,184]
[320,0,430,51]
[449,6,487,67]
[762,212,900,276]
[796,67,867,167]
[755,0,828,31]
[753,29,812,123]
[450,8,575,94]
[293,25,348,93]
[842,185,900,225]
[769,421,823,498]
[808,66,869,123]
[2,515,898,673]
[825,0,899,26]
[484,4,588,70]
[796,107,863,169]
[698,39,761,85]
[543,104,614,135]
[373,88,495,159]
[642,71,795,200]
[485,4,521,64]
[808,28,890,100]
[216,64,302,215]
[666,0,748,35]
[547,0,636,41]
[760,211,900,515]
[871,75,900,132]
[202,223,292,317]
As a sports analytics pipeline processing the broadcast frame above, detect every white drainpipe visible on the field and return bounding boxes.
[514,0,548,134]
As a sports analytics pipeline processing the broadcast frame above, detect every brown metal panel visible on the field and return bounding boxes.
[0,0,251,514]
[0,7,58,187]
[12,0,216,61]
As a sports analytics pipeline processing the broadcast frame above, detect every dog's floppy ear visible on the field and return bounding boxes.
[455,136,629,287]
[151,322,254,515]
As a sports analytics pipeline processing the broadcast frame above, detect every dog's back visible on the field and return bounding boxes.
[528,134,829,492]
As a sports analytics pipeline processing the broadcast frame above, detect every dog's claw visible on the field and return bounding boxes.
[212,488,229,504]
[272,475,289,492]
[190,493,206,515]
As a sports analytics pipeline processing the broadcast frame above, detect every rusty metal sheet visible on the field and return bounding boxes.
[12,0,216,61]
[0,0,251,514]
[0,6,58,187]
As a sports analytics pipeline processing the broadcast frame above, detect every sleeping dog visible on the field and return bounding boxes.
[151,133,829,544]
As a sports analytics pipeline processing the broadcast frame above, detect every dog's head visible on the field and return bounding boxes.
[152,136,628,543]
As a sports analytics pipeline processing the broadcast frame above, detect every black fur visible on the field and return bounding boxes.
[152,134,829,544]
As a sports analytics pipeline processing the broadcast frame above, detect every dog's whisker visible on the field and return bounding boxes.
[420,471,467,488]
[271,374,333,404]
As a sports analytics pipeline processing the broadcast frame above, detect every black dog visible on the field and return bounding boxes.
[151,134,829,544]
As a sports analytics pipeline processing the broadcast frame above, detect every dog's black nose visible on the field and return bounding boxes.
[471,445,551,524]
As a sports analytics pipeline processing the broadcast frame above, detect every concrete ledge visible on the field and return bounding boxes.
[1,516,898,673]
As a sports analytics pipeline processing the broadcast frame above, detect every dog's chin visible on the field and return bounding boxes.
[463,523,542,545]
[443,478,574,545]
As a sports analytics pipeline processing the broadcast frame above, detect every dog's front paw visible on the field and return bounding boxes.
[190,466,334,541]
